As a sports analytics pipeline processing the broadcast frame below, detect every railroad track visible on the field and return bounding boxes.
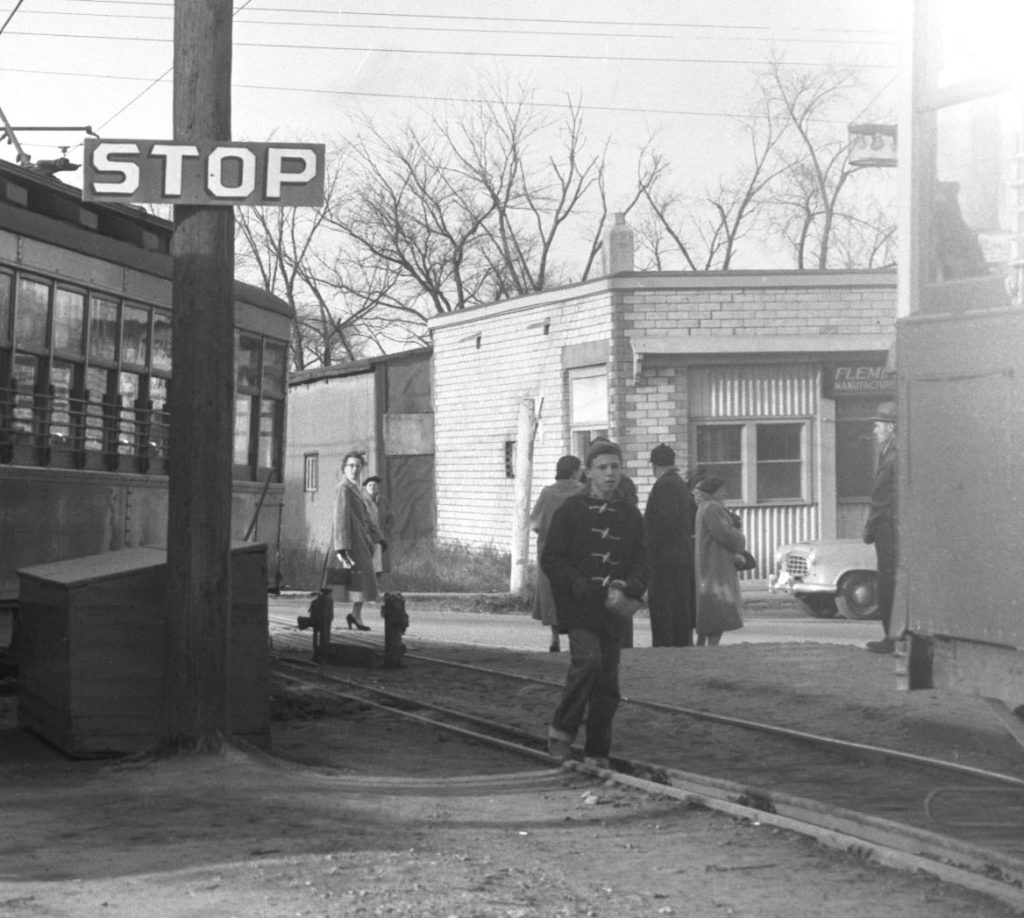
[266,614,1024,905]
[271,652,1024,912]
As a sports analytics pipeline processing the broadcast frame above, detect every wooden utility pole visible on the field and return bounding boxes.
[510,397,540,596]
[164,0,235,746]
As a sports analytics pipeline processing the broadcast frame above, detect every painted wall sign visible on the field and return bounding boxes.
[823,363,896,397]
[81,139,326,206]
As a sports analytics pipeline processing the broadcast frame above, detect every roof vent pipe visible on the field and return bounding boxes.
[601,212,635,275]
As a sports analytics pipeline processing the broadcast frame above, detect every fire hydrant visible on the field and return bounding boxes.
[380,592,408,668]
[297,587,334,662]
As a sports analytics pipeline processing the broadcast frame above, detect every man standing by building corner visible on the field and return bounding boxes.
[644,443,697,647]
[864,402,898,654]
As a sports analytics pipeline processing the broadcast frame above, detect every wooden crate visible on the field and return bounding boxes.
[17,542,269,756]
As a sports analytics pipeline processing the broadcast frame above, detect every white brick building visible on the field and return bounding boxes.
[428,266,896,578]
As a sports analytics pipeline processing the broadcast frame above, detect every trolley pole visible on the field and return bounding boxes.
[164,0,235,747]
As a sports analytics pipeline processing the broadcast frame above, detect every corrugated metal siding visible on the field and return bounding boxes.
[691,364,820,579]
[689,364,818,418]
[735,505,818,579]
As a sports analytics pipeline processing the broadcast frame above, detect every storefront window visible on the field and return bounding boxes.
[696,425,743,497]
[756,423,802,500]
[836,398,879,500]
[696,421,807,503]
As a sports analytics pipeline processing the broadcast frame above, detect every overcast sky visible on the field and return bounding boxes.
[0,0,900,204]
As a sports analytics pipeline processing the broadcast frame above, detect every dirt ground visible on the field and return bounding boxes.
[2,628,1023,917]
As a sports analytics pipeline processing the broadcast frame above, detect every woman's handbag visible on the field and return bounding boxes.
[734,550,757,572]
[325,551,355,587]
[604,581,644,619]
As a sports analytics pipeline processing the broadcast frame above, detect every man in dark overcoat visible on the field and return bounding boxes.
[864,401,898,654]
[643,443,696,647]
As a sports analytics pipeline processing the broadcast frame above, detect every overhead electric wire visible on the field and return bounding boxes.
[11,8,897,45]
[2,29,897,69]
[47,0,895,35]
[1,65,894,127]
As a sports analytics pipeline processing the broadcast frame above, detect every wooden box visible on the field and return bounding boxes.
[16,542,270,756]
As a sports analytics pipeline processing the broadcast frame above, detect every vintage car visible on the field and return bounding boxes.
[768,539,879,620]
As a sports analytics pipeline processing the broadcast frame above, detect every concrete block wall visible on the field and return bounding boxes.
[430,284,614,549]
[429,271,896,551]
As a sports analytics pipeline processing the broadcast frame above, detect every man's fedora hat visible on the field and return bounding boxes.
[871,401,897,423]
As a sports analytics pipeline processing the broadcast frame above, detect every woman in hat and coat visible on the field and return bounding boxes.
[332,451,383,631]
[694,476,746,646]
[530,454,583,652]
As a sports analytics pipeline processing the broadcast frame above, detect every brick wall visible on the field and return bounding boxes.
[429,271,895,551]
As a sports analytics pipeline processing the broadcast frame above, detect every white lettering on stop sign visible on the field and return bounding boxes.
[82,139,326,206]
[265,148,317,200]
[207,148,257,198]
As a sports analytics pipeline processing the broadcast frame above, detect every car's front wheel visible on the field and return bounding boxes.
[836,572,879,620]
[798,595,840,619]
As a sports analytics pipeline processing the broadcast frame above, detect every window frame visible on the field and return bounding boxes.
[694,419,811,505]
[567,365,608,460]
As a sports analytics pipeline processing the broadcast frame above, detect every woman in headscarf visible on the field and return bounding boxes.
[693,476,746,646]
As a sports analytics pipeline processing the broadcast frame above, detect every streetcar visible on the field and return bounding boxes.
[0,157,291,618]
[896,1,1024,735]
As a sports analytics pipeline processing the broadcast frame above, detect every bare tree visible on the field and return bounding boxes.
[762,56,895,269]
[637,57,895,272]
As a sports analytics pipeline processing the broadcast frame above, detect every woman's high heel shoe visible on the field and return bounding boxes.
[346,614,370,632]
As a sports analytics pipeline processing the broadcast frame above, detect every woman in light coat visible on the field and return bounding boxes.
[694,476,745,646]
[530,455,583,652]
[333,452,383,630]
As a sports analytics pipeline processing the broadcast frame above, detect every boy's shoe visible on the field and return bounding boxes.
[547,728,574,763]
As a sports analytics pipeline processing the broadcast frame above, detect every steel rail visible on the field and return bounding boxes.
[272,657,1024,912]
[269,614,1024,792]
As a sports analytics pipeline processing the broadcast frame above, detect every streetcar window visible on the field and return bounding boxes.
[88,296,119,363]
[14,277,49,351]
[11,354,37,437]
[262,340,286,398]
[121,304,150,368]
[148,376,169,458]
[233,394,253,466]
[83,366,109,454]
[914,0,1022,314]
[117,372,140,456]
[53,288,85,356]
[256,399,279,471]
[0,272,11,344]
[235,332,261,391]
[152,310,172,373]
[49,360,75,448]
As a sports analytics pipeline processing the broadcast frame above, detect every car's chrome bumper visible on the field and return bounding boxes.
[768,571,836,596]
